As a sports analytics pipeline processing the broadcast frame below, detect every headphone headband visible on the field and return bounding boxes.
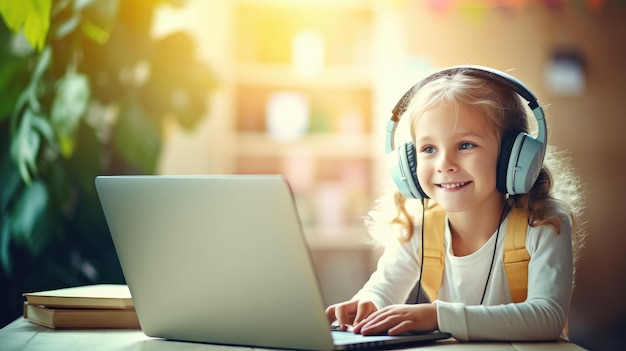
[385,65,548,198]
[388,65,546,150]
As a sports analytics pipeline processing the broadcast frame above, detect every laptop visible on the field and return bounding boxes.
[95,175,451,350]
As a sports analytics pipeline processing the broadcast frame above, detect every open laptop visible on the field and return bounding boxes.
[95,175,451,350]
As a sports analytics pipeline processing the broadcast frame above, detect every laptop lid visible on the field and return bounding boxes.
[95,175,450,350]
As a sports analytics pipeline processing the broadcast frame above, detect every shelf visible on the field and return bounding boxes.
[236,0,373,10]
[234,0,373,66]
[234,63,372,89]
[235,86,372,134]
[233,132,375,159]
[224,1,381,275]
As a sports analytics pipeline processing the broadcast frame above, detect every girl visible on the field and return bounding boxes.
[325,66,585,341]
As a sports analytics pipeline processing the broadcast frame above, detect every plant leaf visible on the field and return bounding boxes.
[113,98,160,173]
[10,108,42,184]
[54,14,80,40]
[8,45,51,133]
[30,112,56,146]
[9,179,49,255]
[0,157,21,212]
[0,59,29,124]
[0,0,52,51]
[77,0,118,44]
[30,44,51,85]
[51,72,90,157]
[0,219,13,276]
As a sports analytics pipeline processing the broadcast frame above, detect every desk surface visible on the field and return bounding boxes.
[1,317,587,351]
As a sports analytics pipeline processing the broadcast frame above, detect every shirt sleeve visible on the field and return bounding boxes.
[352,235,422,309]
[437,218,574,341]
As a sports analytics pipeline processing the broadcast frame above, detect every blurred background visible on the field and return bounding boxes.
[1,1,625,350]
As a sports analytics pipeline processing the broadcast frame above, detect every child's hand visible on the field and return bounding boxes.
[352,303,438,336]
[325,300,378,331]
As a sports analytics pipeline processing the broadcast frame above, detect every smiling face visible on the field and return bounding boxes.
[413,101,503,214]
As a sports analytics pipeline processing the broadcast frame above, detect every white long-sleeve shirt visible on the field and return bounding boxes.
[353,212,573,341]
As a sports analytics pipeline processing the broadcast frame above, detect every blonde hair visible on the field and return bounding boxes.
[366,68,586,265]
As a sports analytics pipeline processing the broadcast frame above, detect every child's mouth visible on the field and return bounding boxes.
[437,182,470,189]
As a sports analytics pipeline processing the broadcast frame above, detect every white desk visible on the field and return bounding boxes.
[0,317,587,351]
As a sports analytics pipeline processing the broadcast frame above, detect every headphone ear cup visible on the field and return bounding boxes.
[497,131,544,195]
[404,143,428,200]
[496,132,519,194]
[387,142,428,200]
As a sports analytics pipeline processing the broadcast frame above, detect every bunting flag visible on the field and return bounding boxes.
[421,0,621,16]
[585,0,606,11]
[426,0,455,14]
[458,1,489,23]
[493,0,530,11]
[538,0,567,10]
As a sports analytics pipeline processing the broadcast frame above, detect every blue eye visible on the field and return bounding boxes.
[422,146,436,154]
[460,142,475,150]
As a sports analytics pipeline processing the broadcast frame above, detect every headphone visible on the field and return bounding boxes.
[385,65,547,201]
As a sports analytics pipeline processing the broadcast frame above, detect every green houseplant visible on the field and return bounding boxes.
[0,0,215,327]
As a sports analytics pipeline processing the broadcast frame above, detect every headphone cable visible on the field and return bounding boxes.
[479,199,510,305]
[414,199,510,305]
[414,200,426,304]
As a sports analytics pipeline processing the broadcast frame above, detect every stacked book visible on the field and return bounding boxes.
[22,284,140,329]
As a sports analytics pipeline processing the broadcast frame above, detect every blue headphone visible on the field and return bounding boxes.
[385,65,547,200]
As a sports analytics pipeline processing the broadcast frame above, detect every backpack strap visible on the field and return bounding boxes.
[418,200,446,302]
[499,209,568,334]
[418,202,530,303]
[503,207,530,303]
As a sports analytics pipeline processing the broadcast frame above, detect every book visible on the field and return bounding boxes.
[23,303,140,329]
[22,284,140,329]
[23,284,134,309]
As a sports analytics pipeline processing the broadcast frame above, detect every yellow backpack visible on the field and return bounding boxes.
[418,200,530,303]
[418,200,569,335]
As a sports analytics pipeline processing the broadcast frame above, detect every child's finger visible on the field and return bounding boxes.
[353,301,377,325]
[325,306,337,324]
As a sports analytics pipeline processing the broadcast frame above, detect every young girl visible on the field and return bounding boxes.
[325,66,585,341]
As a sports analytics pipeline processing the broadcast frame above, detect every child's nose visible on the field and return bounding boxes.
[436,151,458,173]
